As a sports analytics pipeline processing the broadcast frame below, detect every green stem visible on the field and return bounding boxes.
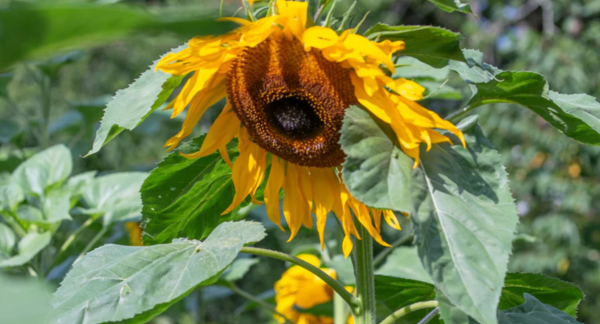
[1,212,27,237]
[46,215,100,274]
[240,247,359,309]
[378,301,439,324]
[228,282,296,324]
[354,223,376,324]
[75,225,108,263]
[445,102,486,123]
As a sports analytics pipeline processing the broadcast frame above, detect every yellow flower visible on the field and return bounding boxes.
[274,254,351,324]
[155,0,464,257]
[125,222,143,246]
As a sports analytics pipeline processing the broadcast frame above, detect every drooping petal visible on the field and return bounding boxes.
[181,103,240,159]
[277,0,308,40]
[265,157,285,230]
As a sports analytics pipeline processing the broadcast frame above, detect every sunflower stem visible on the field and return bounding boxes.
[378,302,439,324]
[354,223,377,324]
[240,247,359,310]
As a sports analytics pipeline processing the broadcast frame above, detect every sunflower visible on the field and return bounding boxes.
[155,0,464,257]
[274,254,353,324]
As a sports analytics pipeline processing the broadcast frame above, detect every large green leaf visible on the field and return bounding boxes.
[0,3,235,70]
[79,172,148,225]
[364,24,465,68]
[0,223,16,257]
[467,72,600,146]
[16,189,72,225]
[410,116,518,324]
[500,273,583,317]
[0,232,51,268]
[47,221,266,324]
[341,106,413,212]
[141,136,235,245]
[85,49,186,155]
[375,247,433,284]
[498,294,581,324]
[427,0,473,14]
[11,144,72,197]
[450,49,600,146]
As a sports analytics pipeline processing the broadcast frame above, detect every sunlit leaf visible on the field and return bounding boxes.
[427,0,473,14]
[500,273,583,317]
[375,247,433,284]
[47,221,266,324]
[11,144,72,197]
[365,24,465,68]
[0,232,51,268]
[85,47,186,156]
[78,172,148,225]
[0,223,16,257]
[411,116,518,324]
[141,135,235,245]
[0,182,24,211]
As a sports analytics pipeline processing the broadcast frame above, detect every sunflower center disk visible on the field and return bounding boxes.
[265,97,324,139]
[227,37,357,167]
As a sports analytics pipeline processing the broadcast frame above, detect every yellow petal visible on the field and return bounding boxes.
[265,157,285,230]
[383,210,401,230]
[222,128,267,214]
[277,0,308,40]
[180,103,240,159]
[388,78,425,101]
[283,164,310,241]
[302,26,339,50]
[311,168,336,250]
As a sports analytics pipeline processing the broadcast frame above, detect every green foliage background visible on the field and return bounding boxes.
[1,0,599,323]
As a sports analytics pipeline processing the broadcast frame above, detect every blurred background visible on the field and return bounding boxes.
[1,0,599,323]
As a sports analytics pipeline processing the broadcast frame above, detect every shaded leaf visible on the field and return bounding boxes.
[365,24,465,68]
[341,106,413,212]
[0,3,235,70]
[449,49,502,84]
[47,221,266,324]
[375,275,438,324]
[86,47,187,156]
[0,232,51,268]
[12,144,72,197]
[498,294,582,324]
[141,135,235,245]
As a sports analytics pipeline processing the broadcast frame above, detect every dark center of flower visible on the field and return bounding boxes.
[227,37,357,167]
[265,97,324,139]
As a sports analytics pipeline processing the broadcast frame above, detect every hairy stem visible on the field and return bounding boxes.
[240,247,359,309]
[354,224,376,324]
[379,301,439,324]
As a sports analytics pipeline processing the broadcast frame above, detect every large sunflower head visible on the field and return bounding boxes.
[155,0,464,257]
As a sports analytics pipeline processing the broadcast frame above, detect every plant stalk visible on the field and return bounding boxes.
[240,247,359,310]
[354,223,376,324]
[379,301,439,324]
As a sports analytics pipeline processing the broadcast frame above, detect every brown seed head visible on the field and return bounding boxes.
[227,36,357,167]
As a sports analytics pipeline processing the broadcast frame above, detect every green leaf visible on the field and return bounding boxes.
[364,24,465,68]
[449,49,502,84]
[375,275,438,324]
[141,136,235,245]
[36,50,84,79]
[375,247,433,284]
[411,116,519,324]
[79,172,148,225]
[427,0,473,14]
[295,301,334,318]
[41,188,72,224]
[11,144,72,197]
[500,273,583,317]
[468,72,600,146]
[0,274,53,324]
[70,96,111,126]
[0,223,16,256]
[0,3,236,70]
[0,182,24,211]
[325,254,356,286]
[221,258,260,282]
[498,294,582,324]
[16,205,45,223]
[0,72,13,97]
[341,106,414,212]
[66,171,97,199]
[47,221,266,324]
[0,232,51,268]
[86,48,186,156]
